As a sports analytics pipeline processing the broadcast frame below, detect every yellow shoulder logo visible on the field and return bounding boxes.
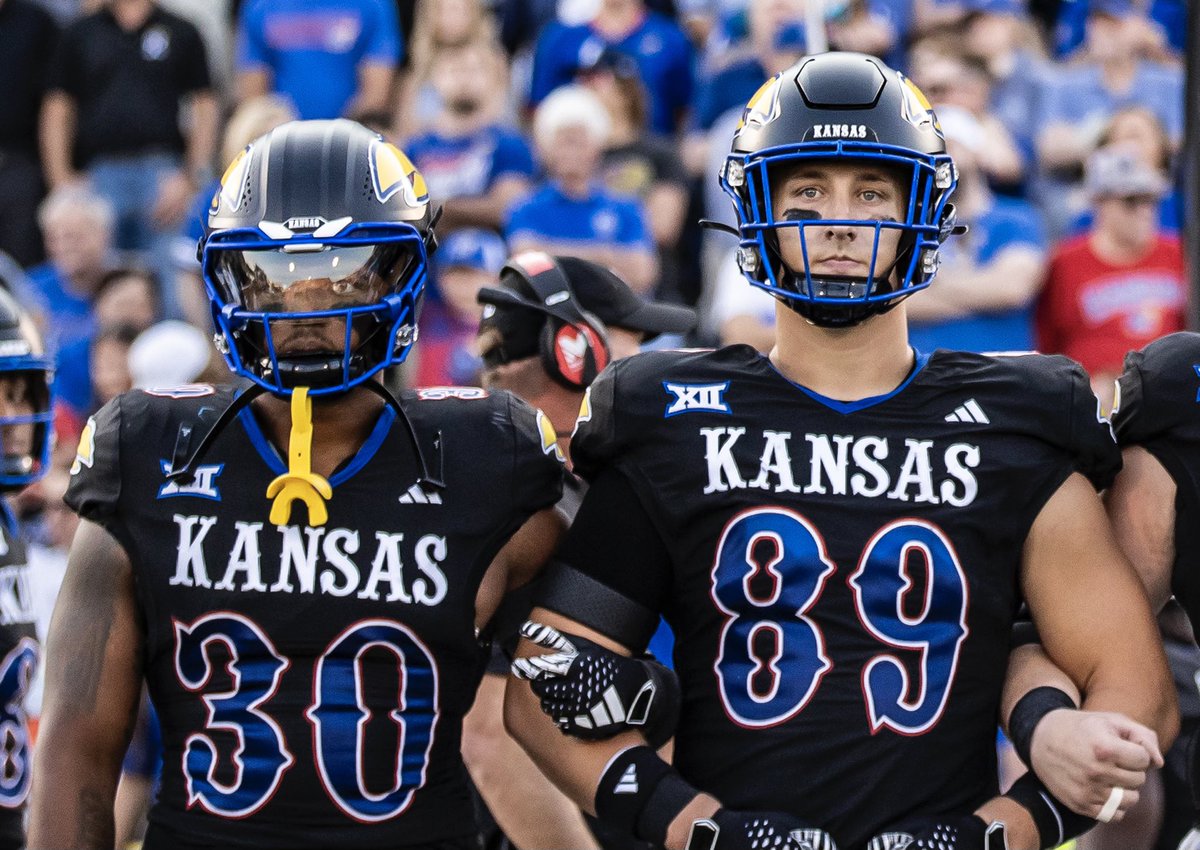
[70,417,96,475]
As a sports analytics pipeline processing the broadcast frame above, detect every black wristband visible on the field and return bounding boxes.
[595,746,697,843]
[636,770,701,844]
[1008,686,1076,767]
[1006,771,1098,849]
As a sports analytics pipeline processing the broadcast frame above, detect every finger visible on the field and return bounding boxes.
[1093,733,1154,771]
[1096,786,1128,823]
[1117,721,1164,768]
[520,621,576,654]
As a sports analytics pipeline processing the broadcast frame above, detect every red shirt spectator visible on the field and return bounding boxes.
[1037,148,1185,408]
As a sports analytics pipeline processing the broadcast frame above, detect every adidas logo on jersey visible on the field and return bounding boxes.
[944,399,990,424]
[615,764,639,794]
[399,484,442,505]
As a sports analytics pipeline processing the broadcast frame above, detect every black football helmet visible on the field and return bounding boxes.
[720,52,962,327]
[201,119,437,396]
[0,287,53,488]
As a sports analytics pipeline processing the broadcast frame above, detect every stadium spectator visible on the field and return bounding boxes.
[529,0,695,135]
[909,42,1025,188]
[412,228,507,387]
[399,0,502,131]
[403,40,534,231]
[89,323,138,409]
[1054,0,1185,60]
[128,319,218,388]
[40,0,218,320]
[18,186,119,354]
[1033,0,1182,233]
[690,0,808,134]
[507,85,658,294]
[579,48,689,300]
[236,0,403,121]
[54,267,159,418]
[905,105,1048,352]
[0,0,58,268]
[710,248,776,351]
[1067,105,1181,234]
[1036,147,1185,408]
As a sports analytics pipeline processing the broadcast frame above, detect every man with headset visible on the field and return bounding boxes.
[464,251,694,850]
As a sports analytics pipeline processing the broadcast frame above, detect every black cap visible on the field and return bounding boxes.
[477,255,696,362]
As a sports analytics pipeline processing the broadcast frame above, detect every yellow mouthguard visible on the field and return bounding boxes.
[266,386,333,526]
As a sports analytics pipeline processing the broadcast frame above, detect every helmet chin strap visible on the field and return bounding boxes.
[266,386,333,526]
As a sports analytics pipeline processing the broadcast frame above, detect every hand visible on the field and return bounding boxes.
[867,815,1008,850]
[685,809,838,850]
[1028,709,1161,819]
[152,169,196,229]
[512,621,672,739]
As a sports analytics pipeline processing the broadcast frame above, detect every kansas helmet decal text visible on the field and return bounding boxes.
[664,382,732,417]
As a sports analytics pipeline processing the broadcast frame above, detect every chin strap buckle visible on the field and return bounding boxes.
[266,386,333,526]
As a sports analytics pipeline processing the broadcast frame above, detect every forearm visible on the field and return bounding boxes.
[185,91,220,182]
[29,725,125,848]
[605,248,659,295]
[441,178,531,230]
[40,92,77,187]
[975,796,1039,850]
[348,62,394,117]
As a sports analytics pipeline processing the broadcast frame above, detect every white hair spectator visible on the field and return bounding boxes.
[129,320,212,389]
[533,85,612,148]
[36,185,115,236]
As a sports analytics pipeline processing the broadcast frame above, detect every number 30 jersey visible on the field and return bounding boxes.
[65,385,563,849]
[0,512,37,850]
[556,345,1119,850]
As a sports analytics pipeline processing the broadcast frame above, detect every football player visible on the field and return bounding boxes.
[1103,331,1200,847]
[503,53,1176,850]
[465,252,695,850]
[29,120,566,849]
[0,288,53,850]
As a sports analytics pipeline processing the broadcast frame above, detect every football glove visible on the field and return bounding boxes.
[866,816,1009,850]
[685,809,839,850]
[512,621,680,746]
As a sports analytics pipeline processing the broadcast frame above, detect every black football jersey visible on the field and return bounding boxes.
[64,384,563,849]
[0,509,38,850]
[1112,332,1200,628]
[561,345,1118,850]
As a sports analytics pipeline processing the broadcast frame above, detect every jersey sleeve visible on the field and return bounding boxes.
[64,395,124,532]
[566,360,624,482]
[1061,357,1122,491]
[1112,332,1200,447]
[506,393,566,514]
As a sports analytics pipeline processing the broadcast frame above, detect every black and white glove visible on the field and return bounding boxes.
[511,621,680,746]
[867,816,1009,850]
[1178,827,1200,850]
[685,809,839,850]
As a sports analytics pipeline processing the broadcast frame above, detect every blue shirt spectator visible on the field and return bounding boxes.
[406,126,534,202]
[1054,0,1186,57]
[237,0,402,120]
[507,183,653,255]
[529,6,694,134]
[907,196,1048,352]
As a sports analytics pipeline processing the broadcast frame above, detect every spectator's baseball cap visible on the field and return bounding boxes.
[476,255,696,366]
[1085,148,1168,199]
[437,228,508,275]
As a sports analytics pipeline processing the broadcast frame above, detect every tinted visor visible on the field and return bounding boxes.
[213,243,412,314]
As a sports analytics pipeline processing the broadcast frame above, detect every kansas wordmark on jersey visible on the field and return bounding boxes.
[557,345,1118,850]
[65,385,562,849]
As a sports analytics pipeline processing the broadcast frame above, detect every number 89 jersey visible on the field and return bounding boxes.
[65,385,563,849]
[561,346,1119,849]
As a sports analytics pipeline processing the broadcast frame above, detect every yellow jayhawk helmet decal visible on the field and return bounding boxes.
[368,140,429,207]
[70,416,96,475]
[536,409,565,463]
[737,74,785,132]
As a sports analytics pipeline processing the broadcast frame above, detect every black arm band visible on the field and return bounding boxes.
[1008,686,1077,766]
[539,562,660,649]
[1005,771,1097,848]
[1009,619,1041,648]
[596,746,698,845]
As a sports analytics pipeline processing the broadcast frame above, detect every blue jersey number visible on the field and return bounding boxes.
[714,511,968,734]
[0,638,37,808]
[174,615,438,820]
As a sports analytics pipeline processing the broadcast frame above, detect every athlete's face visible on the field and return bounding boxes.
[770,160,907,281]
[0,374,35,462]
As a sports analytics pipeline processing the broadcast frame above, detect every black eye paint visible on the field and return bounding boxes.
[781,208,821,222]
